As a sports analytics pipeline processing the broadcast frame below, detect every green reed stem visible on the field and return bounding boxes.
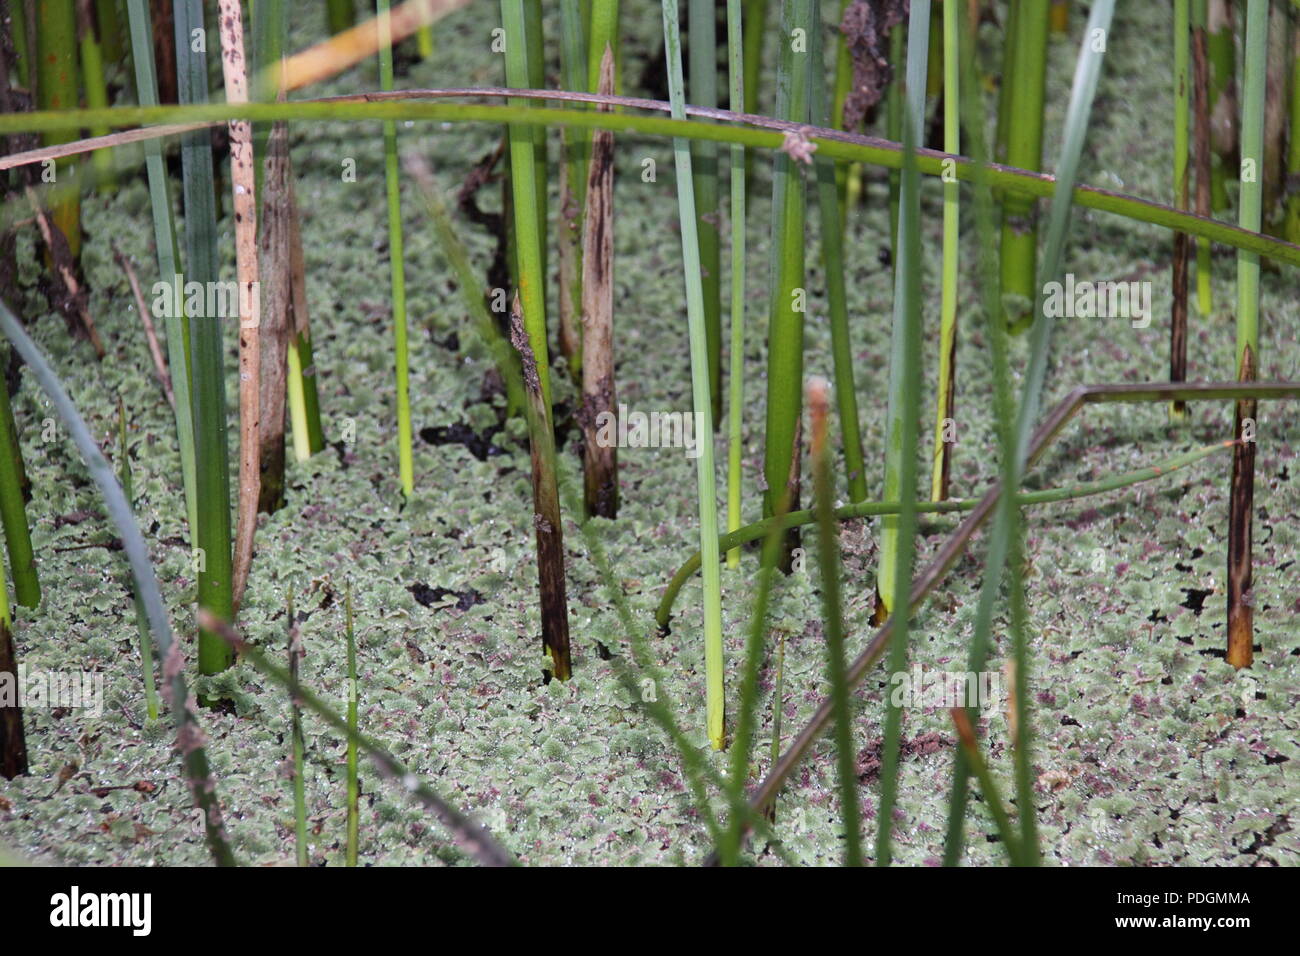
[78,8,114,192]
[875,0,928,868]
[725,0,746,567]
[1171,0,1192,421]
[663,0,725,750]
[690,0,722,423]
[170,0,233,681]
[502,0,553,406]
[930,0,960,501]
[379,0,413,496]
[0,376,37,608]
[35,0,80,260]
[810,0,866,504]
[12,100,1300,267]
[1285,14,1300,244]
[999,0,1049,333]
[327,0,356,36]
[287,591,308,866]
[876,0,928,620]
[1207,0,1236,213]
[762,0,810,538]
[949,707,1025,864]
[558,0,588,376]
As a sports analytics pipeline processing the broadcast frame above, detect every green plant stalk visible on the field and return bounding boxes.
[809,379,862,866]
[1193,0,1214,313]
[1171,0,1191,421]
[502,0,553,406]
[287,593,308,867]
[95,0,123,63]
[251,0,287,206]
[658,439,1237,625]
[203,610,515,866]
[876,0,929,622]
[117,399,157,720]
[586,0,619,94]
[874,0,928,867]
[944,0,1115,866]
[417,24,434,59]
[719,484,789,864]
[405,155,525,415]
[327,0,355,36]
[0,380,37,607]
[35,0,80,260]
[885,22,903,255]
[663,0,725,750]
[12,99,1300,266]
[741,0,765,116]
[379,0,413,496]
[0,299,235,866]
[725,0,746,567]
[994,0,1021,166]
[1207,0,1237,213]
[0,545,23,778]
[557,0,588,376]
[1227,0,1267,670]
[999,0,1049,333]
[171,0,233,681]
[762,0,810,539]
[9,0,30,90]
[931,0,960,501]
[345,583,359,867]
[522,0,547,305]
[78,4,115,192]
[690,0,722,423]
[810,0,866,504]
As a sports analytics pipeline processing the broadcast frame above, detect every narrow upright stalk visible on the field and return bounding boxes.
[725,0,746,567]
[501,0,553,405]
[94,0,123,63]
[741,0,766,116]
[762,0,811,564]
[1171,0,1191,421]
[35,0,80,261]
[885,21,904,254]
[0,378,37,607]
[874,0,928,866]
[522,0,547,311]
[931,0,961,499]
[949,708,1024,864]
[344,584,359,866]
[999,0,1049,333]
[285,182,326,462]
[809,378,862,866]
[508,301,572,680]
[1191,0,1214,313]
[172,0,234,679]
[1207,0,1237,214]
[77,0,114,191]
[557,0,588,378]
[327,0,356,36]
[876,0,929,622]
[1049,0,1070,33]
[662,0,725,749]
[1287,22,1300,245]
[580,47,618,519]
[287,593,309,866]
[810,0,866,504]
[586,0,620,95]
[1227,0,1268,670]
[379,0,413,496]
[994,0,1021,167]
[217,0,262,614]
[0,546,26,778]
[690,0,722,423]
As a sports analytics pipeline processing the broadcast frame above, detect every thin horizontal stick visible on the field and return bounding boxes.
[5,93,1300,267]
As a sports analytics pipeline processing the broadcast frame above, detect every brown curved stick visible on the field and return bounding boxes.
[720,380,1300,861]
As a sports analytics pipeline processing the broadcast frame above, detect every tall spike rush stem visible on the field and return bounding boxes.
[662,0,725,750]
